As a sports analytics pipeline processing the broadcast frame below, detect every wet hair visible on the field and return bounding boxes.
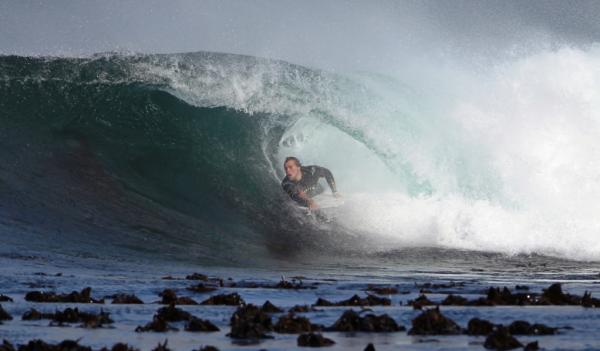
[284,156,301,167]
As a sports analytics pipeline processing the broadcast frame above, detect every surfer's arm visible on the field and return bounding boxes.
[282,182,314,208]
[314,166,338,194]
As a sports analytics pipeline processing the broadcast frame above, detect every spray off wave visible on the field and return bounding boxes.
[1,48,600,262]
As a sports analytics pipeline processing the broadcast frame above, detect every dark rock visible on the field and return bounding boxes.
[186,273,209,281]
[408,307,462,335]
[327,310,404,332]
[262,300,283,313]
[135,316,177,332]
[341,294,391,306]
[24,287,103,303]
[99,343,140,351]
[161,275,176,280]
[22,308,53,320]
[0,305,12,320]
[18,339,93,351]
[314,298,334,306]
[187,284,217,293]
[581,291,600,307]
[22,307,112,327]
[467,318,497,335]
[364,343,376,351]
[484,327,523,350]
[275,279,310,289]
[228,304,273,339]
[0,295,12,302]
[0,340,15,351]
[49,307,113,328]
[416,282,465,290]
[297,333,335,347]
[508,320,557,335]
[159,289,198,305]
[524,341,539,351]
[409,294,435,309]
[201,293,244,306]
[515,285,529,290]
[290,305,314,313]
[151,340,171,351]
[540,283,579,305]
[196,347,219,351]
[468,297,496,306]
[111,293,143,304]
[367,286,398,295]
[315,294,391,307]
[185,316,220,332]
[156,304,192,322]
[441,294,469,306]
[274,313,321,333]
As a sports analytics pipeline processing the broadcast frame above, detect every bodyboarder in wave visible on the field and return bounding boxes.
[281,156,340,209]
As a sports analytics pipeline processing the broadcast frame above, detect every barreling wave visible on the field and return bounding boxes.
[2,48,600,264]
[0,52,398,265]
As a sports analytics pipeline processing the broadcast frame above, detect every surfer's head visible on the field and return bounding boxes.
[284,156,302,181]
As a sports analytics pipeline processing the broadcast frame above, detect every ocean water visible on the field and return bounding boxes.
[2,51,600,349]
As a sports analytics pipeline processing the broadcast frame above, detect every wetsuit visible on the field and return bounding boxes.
[281,165,337,207]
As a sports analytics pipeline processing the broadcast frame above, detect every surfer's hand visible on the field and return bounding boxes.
[333,192,342,198]
[308,200,319,210]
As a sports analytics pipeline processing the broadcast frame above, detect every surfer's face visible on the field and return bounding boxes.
[284,160,301,181]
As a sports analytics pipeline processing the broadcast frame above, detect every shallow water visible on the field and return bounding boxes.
[2,250,600,351]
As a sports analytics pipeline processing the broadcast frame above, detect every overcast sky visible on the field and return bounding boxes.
[2,0,600,71]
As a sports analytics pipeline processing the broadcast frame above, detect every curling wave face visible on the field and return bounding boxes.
[1,49,600,263]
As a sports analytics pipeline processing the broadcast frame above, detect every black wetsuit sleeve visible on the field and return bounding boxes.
[282,181,309,207]
[313,166,337,193]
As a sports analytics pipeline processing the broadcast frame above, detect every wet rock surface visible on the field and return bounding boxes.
[289,304,315,313]
[228,304,273,339]
[409,294,435,309]
[326,310,405,332]
[201,292,244,306]
[408,307,462,335]
[297,333,335,347]
[441,294,469,306]
[158,289,197,305]
[0,295,13,302]
[0,304,12,320]
[261,300,283,313]
[110,293,143,304]
[187,283,217,293]
[467,318,497,335]
[135,316,177,332]
[507,320,557,335]
[24,287,104,303]
[439,283,600,307]
[194,347,219,351]
[483,327,523,350]
[366,286,398,295]
[22,308,53,320]
[14,339,92,351]
[274,312,322,333]
[314,294,391,307]
[155,304,192,322]
[99,343,140,351]
[135,304,201,332]
[186,273,208,281]
[20,307,113,328]
[150,340,171,351]
[185,316,220,332]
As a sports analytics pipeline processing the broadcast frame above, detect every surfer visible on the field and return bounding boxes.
[281,156,339,209]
